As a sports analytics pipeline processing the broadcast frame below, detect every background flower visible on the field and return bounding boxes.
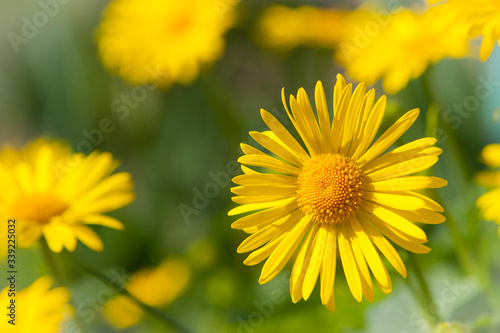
[0,276,72,333]
[337,6,470,94]
[0,139,134,252]
[429,0,500,61]
[476,143,500,234]
[97,0,238,87]
[103,257,191,328]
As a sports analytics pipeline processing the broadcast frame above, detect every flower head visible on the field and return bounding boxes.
[97,0,238,87]
[476,143,500,234]
[429,0,500,61]
[229,75,447,311]
[103,258,191,328]
[0,139,134,252]
[0,276,72,333]
[337,7,469,94]
[257,5,347,51]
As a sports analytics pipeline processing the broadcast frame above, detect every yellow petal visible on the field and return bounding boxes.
[289,93,321,156]
[238,154,302,176]
[250,131,304,167]
[228,197,296,216]
[351,95,386,161]
[339,82,366,156]
[231,184,297,197]
[231,198,299,229]
[81,214,125,230]
[362,202,428,241]
[362,138,439,174]
[350,217,392,294]
[232,194,294,205]
[232,173,297,186]
[314,81,332,149]
[237,209,303,253]
[302,224,328,300]
[260,109,310,161]
[388,208,446,224]
[349,89,376,157]
[290,223,320,303]
[481,144,500,168]
[244,233,287,266]
[71,224,104,252]
[366,156,439,182]
[364,192,425,211]
[259,215,312,284]
[347,224,374,302]
[357,216,407,277]
[337,223,362,302]
[357,109,420,167]
[359,211,430,254]
[365,176,447,192]
[480,34,496,62]
[320,224,337,311]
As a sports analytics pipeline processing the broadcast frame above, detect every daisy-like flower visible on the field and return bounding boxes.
[229,75,447,311]
[476,143,500,234]
[337,7,469,94]
[103,258,191,328]
[97,0,238,87]
[0,139,134,252]
[257,5,347,51]
[429,0,500,61]
[0,276,72,332]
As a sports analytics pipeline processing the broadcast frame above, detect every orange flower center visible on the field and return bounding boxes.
[169,15,191,34]
[297,154,364,224]
[10,193,68,224]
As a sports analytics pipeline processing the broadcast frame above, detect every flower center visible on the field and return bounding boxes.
[297,154,364,224]
[10,193,68,224]
[169,15,191,34]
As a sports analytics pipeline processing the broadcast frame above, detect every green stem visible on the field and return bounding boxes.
[406,253,441,325]
[79,263,196,333]
[39,237,66,285]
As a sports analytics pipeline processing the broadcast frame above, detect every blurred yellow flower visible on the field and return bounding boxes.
[0,139,134,252]
[337,7,469,94]
[104,257,191,328]
[257,5,347,50]
[97,0,238,87]
[429,0,500,61]
[0,276,72,332]
[230,74,447,311]
[476,143,500,235]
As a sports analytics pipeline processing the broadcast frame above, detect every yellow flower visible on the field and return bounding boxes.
[229,74,447,311]
[337,7,469,94]
[257,5,347,50]
[476,143,500,235]
[0,276,72,333]
[429,0,500,61]
[97,0,238,87]
[0,139,134,252]
[104,258,191,328]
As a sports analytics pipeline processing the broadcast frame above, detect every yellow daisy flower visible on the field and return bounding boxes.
[97,0,238,87]
[104,258,191,328]
[257,5,347,51]
[429,0,500,61]
[229,74,447,311]
[0,276,72,332]
[337,7,469,94]
[476,143,500,234]
[0,139,134,252]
